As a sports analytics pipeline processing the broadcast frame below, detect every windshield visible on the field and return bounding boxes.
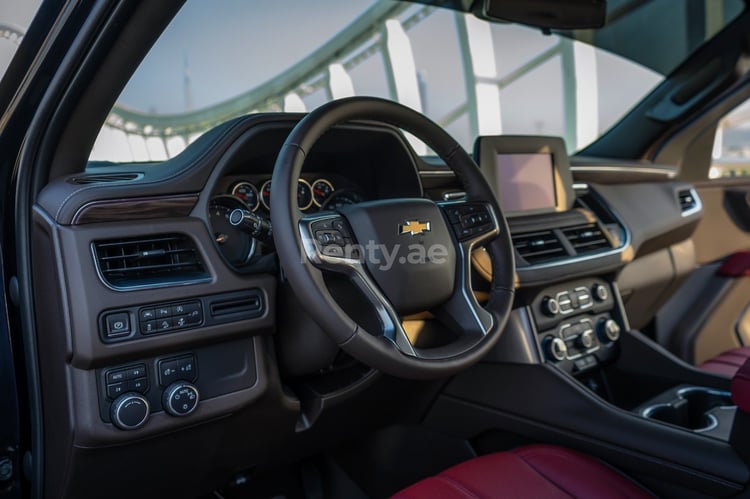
[90,0,743,163]
[0,1,42,80]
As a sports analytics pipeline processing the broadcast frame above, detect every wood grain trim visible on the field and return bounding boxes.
[71,194,199,225]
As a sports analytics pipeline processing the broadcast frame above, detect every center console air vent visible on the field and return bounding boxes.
[561,223,612,255]
[70,173,143,184]
[93,234,209,290]
[512,230,567,265]
[677,188,701,215]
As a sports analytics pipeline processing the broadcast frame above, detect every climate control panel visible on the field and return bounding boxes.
[530,278,625,375]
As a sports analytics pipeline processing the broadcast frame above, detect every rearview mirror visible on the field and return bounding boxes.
[480,0,607,29]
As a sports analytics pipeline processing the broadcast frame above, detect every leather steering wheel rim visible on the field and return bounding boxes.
[270,96,515,379]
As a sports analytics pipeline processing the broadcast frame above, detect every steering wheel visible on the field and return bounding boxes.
[270,97,515,379]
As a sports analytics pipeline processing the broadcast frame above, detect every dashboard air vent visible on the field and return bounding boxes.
[561,223,612,255]
[70,173,142,185]
[677,188,699,213]
[93,234,209,290]
[512,230,567,265]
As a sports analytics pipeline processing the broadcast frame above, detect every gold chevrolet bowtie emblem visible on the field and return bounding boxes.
[399,220,431,236]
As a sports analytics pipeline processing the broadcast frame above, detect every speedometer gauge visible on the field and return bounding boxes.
[230,181,259,211]
[312,179,334,207]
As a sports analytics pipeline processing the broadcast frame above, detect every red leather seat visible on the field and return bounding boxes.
[699,346,750,377]
[392,444,652,498]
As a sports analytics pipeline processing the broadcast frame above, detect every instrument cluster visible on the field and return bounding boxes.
[228,177,360,212]
[208,175,363,269]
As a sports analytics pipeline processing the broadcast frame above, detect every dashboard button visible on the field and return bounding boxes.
[171,303,188,315]
[159,360,179,386]
[126,365,146,379]
[156,307,171,318]
[157,318,173,331]
[177,356,196,379]
[106,370,127,384]
[173,315,188,328]
[163,382,199,417]
[128,377,148,392]
[111,393,149,431]
[140,320,156,334]
[105,312,131,338]
[107,382,127,399]
[139,308,156,321]
[593,283,609,302]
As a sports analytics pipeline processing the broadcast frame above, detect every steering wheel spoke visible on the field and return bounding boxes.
[347,270,418,357]
[299,213,418,357]
[429,200,501,337]
[298,213,362,269]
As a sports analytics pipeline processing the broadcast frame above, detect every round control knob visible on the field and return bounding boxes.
[578,329,595,349]
[163,382,199,417]
[110,393,150,430]
[542,296,560,317]
[544,337,568,361]
[593,284,609,302]
[598,319,621,343]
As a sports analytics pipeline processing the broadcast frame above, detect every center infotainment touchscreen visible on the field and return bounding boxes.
[474,135,575,216]
[495,153,556,213]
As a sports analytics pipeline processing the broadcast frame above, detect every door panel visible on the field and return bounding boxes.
[657,180,750,364]
[692,181,750,264]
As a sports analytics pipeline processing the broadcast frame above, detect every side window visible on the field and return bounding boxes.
[711,100,750,179]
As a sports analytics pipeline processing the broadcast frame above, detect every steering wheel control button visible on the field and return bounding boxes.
[111,393,150,430]
[598,319,621,343]
[541,296,559,316]
[444,203,494,240]
[309,217,359,260]
[103,312,132,340]
[163,382,199,417]
[544,337,568,362]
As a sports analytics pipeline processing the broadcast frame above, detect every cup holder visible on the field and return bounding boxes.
[641,387,733,432]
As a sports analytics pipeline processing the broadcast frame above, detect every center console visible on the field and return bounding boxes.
[425,134,748,497]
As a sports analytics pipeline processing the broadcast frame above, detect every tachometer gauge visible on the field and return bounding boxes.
[208,195,256,267]
[297,178,313,211]
[312,179,334,207]
[260,180,272,210]
[230,181,260,211]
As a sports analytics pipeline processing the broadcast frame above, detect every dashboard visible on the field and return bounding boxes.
[29,113,705,498]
